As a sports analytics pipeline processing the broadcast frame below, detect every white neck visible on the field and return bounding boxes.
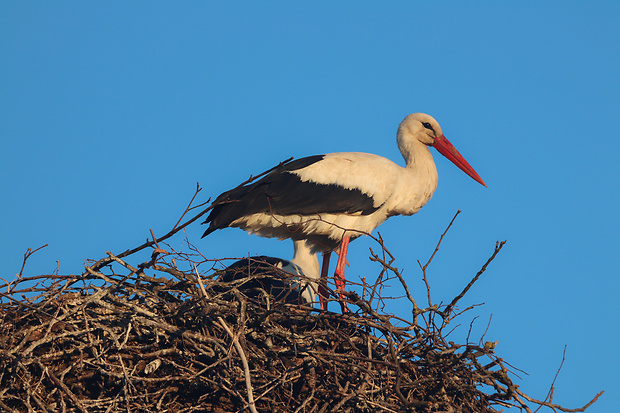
[390,130,439,215]
[407,142,438,192]
[290,240,320,303]
[291,240,320,281]
[398,128,435,168]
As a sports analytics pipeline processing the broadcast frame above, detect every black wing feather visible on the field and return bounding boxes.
[202,155,378,237]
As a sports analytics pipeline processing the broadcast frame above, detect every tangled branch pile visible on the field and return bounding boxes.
[0,190,602,412]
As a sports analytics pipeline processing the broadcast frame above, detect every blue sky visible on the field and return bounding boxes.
[1,2,618,411]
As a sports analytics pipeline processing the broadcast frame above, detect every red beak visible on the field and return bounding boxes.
[433,135,486,187]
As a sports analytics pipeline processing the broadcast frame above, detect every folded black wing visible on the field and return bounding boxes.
[202,155,379,237]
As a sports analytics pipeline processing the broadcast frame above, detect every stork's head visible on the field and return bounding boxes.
[397,113,486,187]
[398,113,443,146]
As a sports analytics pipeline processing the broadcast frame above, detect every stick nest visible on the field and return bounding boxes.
[0,208,602,413]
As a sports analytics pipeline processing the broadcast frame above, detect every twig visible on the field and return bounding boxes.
[517,388,604,413]
[418,210,461,307]
[19,244,49,277]
[41,362,89,413]
[112,157,295,264]
[172,182,205,230]
[443,240,507,318]
[193,264,210,300]
[217,317,259,413]
[368,245,421,326]
[533,345,569,413]
[149,229,161,250]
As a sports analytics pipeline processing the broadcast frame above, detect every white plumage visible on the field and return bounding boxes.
[234,151,437,245]
[289,240,321,304]
[203,113,485,311]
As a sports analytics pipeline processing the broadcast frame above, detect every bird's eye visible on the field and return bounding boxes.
[422,122,436,134]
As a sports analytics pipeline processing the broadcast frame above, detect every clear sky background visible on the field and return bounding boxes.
[1,2,618,411]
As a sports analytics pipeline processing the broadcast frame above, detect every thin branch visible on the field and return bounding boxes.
[443,240,507,318]
[19,244,49,278]
[418,210,461,307]
[217,317,258,413]
[112,157,295,264]
[517,388,604,413]
[420,210,461,270]
[172,182,205,230]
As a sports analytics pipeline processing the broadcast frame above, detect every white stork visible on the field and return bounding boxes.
[216,240,320,305]
[202,113,485,311]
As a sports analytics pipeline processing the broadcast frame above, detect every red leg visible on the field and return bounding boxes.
[319,251,331,311]
[334,236,350,313]
[334,236,349,290]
